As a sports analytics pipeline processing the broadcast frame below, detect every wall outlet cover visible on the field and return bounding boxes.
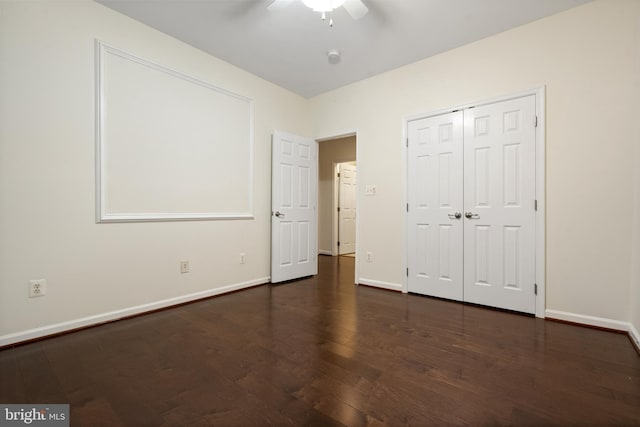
[29,279,47,298]
[180,261,190,273]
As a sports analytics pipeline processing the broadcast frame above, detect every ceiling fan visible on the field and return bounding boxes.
[268,0,369,26]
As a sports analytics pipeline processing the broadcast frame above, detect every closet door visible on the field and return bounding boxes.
[463,96,536,313]
[407,112,464,300]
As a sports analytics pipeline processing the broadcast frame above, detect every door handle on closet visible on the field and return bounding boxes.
[274,211,285,218]
[448,212,462,219]
[465,212,480,219]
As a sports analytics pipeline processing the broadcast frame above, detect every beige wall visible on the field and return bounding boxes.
[318,136,356,254]
[309,0,640,322]
[0,1,310,343]
[630,18,640,343]
[631,134,640,344]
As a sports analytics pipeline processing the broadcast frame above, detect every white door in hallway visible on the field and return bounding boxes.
[407,111,464,300]
[463,96,536,313]
[407,95,537,314]
[338,163,357,255]
[271,131,318,283]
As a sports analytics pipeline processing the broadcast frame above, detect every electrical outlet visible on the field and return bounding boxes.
[29,279,46,298]
[366,252,373,262]
[240,253,246,264]
[180,261,190,274]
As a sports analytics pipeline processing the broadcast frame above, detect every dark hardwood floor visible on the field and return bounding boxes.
[1,255,639,426]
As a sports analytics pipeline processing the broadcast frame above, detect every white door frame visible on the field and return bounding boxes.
[331,162,340,256]
[402,87,546,318]
[317,130,360,284]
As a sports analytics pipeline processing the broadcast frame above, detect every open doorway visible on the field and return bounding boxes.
[317,135,356,258]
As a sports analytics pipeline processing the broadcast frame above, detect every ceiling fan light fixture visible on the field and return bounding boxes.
[302,0,345,13]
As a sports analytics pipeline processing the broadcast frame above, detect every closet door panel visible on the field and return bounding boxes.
[462,96,537,314]
[407,112,464,300]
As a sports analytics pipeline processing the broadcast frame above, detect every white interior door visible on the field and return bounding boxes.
[271,130,318,283]
[338,163,357,255]
[463,95,536,313]
[407,95,537,314]
[407,111,464,300]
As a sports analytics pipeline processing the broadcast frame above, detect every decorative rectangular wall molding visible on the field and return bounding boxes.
[95,41,254,222]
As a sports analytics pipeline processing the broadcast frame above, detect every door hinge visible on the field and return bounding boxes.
[337,241,340,247]
[406,268,409,277]
[535,115,538,127]
[406,203,409,212]
[337,207,341,212]
[534,283,538,295]
[337,172,340,177]
[534,199,538,211]
[406,138,409,148]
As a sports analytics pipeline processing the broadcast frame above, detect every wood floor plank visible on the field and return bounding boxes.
[0,349,26,402]
[1,255,639,426]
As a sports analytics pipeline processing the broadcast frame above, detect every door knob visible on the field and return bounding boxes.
[274,211,285,218]
[448,212,462,219]
[465,212,480,219]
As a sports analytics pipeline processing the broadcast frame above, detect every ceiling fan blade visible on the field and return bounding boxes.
[342,0,368,20]
[267,0,294,12]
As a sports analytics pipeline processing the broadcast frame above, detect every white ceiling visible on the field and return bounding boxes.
[97,0,591,98]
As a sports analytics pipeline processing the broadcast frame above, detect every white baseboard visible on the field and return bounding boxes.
[318,250,333,256]
[629,323,640,350]
[545,309,630,331]
[0,277,270,347]
[4,283,637,350]
[358,278,402,292]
